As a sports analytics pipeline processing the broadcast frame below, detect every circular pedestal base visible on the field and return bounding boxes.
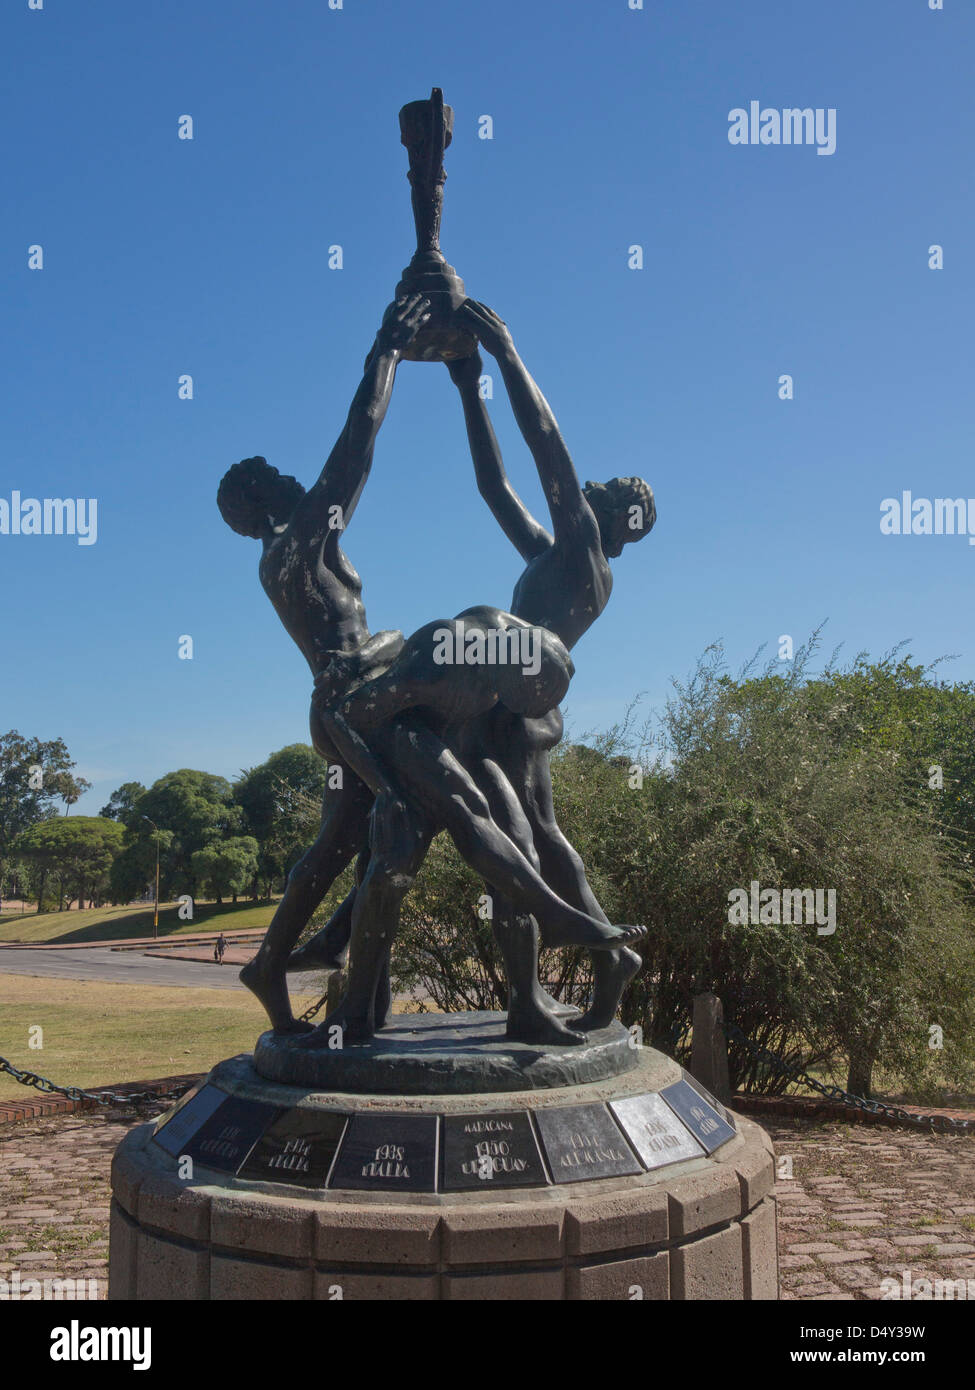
[254,1010,639,1094]
[109,1047,778,1301]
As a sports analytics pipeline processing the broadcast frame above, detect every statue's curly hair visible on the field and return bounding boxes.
[583,476,655,531]
[216,456,306,537]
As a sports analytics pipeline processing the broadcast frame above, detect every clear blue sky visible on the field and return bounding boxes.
[2,0,971,814]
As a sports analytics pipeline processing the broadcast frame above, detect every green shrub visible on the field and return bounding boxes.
[389,634,975,1100]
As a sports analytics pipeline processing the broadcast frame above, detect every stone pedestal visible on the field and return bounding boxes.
[109,1021,777,1300]
[254,1008,640,1093]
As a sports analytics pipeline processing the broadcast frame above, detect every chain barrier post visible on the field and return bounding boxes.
[721,1022,975,1136]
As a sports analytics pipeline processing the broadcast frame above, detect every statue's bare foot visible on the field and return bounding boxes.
[506,1000,588,1047]
[537,987,576,1017]
[287,926,348,972]
[539,919,646,952]
[274,1017,315,1035]
[240,957,311,1033]
[570,947,642,1032]
[294,1002,374,1047]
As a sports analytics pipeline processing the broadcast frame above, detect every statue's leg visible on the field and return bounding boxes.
[524,755,641,1032]
[470,754,586,1045]
[384,717,644,953]
[288,844,370,971]
[373,951,393,1030]
[303,801,434,1045]
[239,771,373,1032]
[490,893,589,1044]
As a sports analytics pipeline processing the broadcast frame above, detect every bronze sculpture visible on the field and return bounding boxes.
[218,90,656,1046]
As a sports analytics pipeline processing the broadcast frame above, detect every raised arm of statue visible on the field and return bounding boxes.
[447,350,551,562]
[458,300,593,546]
[295,295,431,544]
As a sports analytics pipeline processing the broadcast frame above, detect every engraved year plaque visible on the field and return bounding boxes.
[181,1095,282,1173]
[151,1083,227,1157]
[329,1113,438,1192]
[238,1109,348,1189]
[441,1111,548,1191]
[661,1079,737,1154]
[682,1070,735,1125]
[610,1093,705,1171]
[534,1103,641,1184]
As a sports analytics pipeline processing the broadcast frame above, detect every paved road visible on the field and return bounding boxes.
[0,947,427,1008]
[0,946,311,990]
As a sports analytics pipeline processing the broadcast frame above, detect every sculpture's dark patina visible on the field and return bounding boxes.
[395,88,477,363]
[218,90,656,1049]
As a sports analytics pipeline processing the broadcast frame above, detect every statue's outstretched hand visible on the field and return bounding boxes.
[376,293,431,353]
[458,299,513,357]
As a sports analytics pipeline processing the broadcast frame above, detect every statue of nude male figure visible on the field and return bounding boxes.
[218,294,644,1039]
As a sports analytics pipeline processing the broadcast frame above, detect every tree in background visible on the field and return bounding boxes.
[234,745,328,896]
[108,824,174,905]
[99,782,147,826]
[101,749,329,906]
[623,638,975,1100]
[0,731,90,899]
[101,752,328,906]
[100,780,154,903]
[799,651,975,896]
[102,770,243,899]
[190,836,260,904]
[15,816,125,911]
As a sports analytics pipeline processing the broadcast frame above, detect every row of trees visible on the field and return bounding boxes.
[0,739,327,912]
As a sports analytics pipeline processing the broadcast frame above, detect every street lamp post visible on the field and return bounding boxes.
[142,816,160,940]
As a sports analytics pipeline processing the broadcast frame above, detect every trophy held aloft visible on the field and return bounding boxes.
[395,88,478,362]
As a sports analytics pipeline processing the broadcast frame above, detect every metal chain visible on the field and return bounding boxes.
[8,1013,970,1137]
[297,993,329,1024]
[0,1055,193,1113]
[723,1022,975,1135]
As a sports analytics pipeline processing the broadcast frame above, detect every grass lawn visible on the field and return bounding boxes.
[0,972,325,1101]
[0,898,279,945]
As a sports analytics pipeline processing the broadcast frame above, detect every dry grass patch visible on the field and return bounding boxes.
[0,972,322,1099]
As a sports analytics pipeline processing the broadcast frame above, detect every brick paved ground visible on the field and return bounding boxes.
[0,1111,135,1299]
[768,1118,975,1300]
[1,1110,973,1300]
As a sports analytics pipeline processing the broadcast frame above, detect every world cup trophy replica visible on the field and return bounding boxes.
[394,88,478,362]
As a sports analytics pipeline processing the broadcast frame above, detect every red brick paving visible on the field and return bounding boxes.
[0,1111,135,1300]
[0,1074,200,1124]
[768,1118,975,1299]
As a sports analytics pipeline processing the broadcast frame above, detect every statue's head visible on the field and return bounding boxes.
[583,477,656,559]
[217,456,306,540]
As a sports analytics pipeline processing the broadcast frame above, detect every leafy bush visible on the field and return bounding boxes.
[388,634,975,1100]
